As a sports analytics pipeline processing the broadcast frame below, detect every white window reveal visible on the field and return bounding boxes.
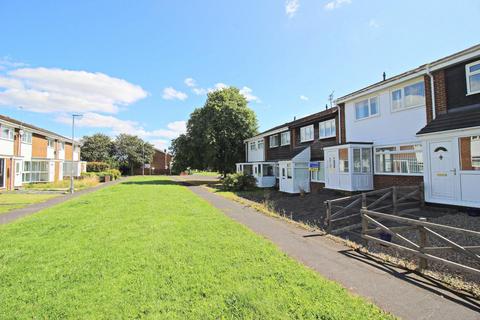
[280,131,290,146]
[353,148,372,173]
[355,97,379,120]
[391,81,425,111]
[21,131,33,144]
[300,125,314,142]
[310,161,325,182]
[319,119,336,139]
[375,144,423,175]
[466,60,480,95]
[0,125,14,140]
[269,135,279,148]
[250,141,257,151]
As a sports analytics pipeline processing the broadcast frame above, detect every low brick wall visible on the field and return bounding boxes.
[374,175,423,189]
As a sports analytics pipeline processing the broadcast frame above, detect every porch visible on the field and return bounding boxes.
[235,162,277,188]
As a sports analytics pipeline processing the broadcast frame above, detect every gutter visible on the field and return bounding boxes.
[426,64,436,120]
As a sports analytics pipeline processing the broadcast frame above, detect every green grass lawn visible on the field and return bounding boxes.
[191,170,220,177]
[0,193,59,214]
[23,176,100,191]
[0,177,393,319]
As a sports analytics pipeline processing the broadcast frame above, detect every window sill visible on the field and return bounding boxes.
[466,90,480,96]
[319,135,336,140]
[0,137,14,142]
[354,113,380,122]
[300,139,314,143]
[374,172,423,176]
[391,104,425,113]
[280,143,290,146]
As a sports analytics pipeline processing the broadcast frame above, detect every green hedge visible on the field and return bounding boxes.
[81,169,121,181]
[222,172,257,191]
[86,162,110,172]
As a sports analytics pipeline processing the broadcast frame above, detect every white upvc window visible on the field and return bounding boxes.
[319,119,336,139]
[21,131,32,144]
[391,81,425,111]
[269,135,279,148]
[280,131,290,146]
[59,141,65,150]
[466,60,480,95]
[0,125,14,140]
[374,144,423,175]
[310,161,325,182]
[22,160,50,183]
[355,96,379,120]
[257,139,264,149]
[250,141,257,151]
[353,148,372,173]
[47,138,55,148]
[300,125,314,142]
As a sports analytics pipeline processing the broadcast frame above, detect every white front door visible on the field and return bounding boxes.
[429,141,456,199]
[325,150,339,188]
[14,160,23,187]
[279,161,293,193]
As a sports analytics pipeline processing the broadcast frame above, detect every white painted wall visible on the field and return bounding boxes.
[73,150,79,161]
[21,143,32,160]
[58,149,65,160]
[247,139,265,162]
[0,139,14,156]
[345,77,426,146]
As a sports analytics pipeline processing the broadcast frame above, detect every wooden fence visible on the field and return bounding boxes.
[324,185,423,235]
[361,209,480,275]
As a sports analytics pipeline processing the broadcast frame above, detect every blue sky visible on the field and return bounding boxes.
[0,0,479,150]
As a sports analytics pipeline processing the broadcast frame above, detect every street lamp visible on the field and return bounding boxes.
[142,142,145,176]
[70,114,82,194]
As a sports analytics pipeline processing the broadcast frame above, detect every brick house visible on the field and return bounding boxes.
[0,114,86,190]
[133,148,172,175]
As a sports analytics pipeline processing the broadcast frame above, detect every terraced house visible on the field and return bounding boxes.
[237,43,480,208]
[0,115,86,190]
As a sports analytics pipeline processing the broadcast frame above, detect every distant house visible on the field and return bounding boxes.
[134,148,172,175]
[0,114,86,190]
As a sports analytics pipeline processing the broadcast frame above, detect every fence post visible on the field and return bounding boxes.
[325,201,332,234]
[418,217,428,271]
[361,192,367,208]
[392,186,398,214]
[361,207,368,247]
[419,182,425,208]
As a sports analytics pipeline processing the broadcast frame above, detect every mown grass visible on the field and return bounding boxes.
[0,176,394,319]
[23,176,100,191]
[0,193,59,214]
[190,170,220,177]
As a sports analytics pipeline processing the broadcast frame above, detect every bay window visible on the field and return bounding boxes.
[300,125,314,142]
[339,148,349,173]
[23,161,49,183]
[319,119,336,138]
[391,81,425,111]
[269,135,279,148]
[466,60,480,95]
[459,136,480,170]
[280,131,290,146]
[355,96,378,120]
[375,144,423,175]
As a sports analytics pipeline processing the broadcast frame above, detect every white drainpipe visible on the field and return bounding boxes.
[426,64,436,120]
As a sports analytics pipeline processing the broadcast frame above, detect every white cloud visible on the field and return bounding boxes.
[0,67,147,114]
[300,95,309,101]
[192,87,207,95]
[239,86,261,103]
[207,82,228,93]
[324,0,351,10]
[151,139,169,151]
[184,77,196,87]
[369,19,380,28]
[0,56,28,70]
[162,87,188,101]
[285,0,300,18]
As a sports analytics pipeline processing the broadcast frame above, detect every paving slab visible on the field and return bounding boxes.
[177,180,480,320]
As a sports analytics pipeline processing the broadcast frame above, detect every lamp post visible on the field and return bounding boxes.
[70,114,82,194]
[142,142,145,176]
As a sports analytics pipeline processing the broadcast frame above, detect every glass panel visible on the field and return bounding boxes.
[353,149,361,173]
[469,63,480,73]
[460,136,480,170]
[286,163,292,178]
[469,73,480,93]
[375,147,423,174]
[339,148,349,173]
[258,140,264,149]
[281,132,290,145]
[330,119,336,137]
[370,97,378,115]
[361,148,371,173]
[391,89,402,110]
[355,99,369,119]
[250,142,256,150]
[404,82,425,108]
[320,122,326,138]
[263,164,274,176]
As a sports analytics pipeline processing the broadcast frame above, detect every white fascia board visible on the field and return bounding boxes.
[244,126,289,143]
[417,126,480,139]
[0,118,74,143]
[429,47,480,72]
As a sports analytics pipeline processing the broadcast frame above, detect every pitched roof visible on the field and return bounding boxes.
[0,114,72,141]
[417,104,480,135]
[288,106,337,127]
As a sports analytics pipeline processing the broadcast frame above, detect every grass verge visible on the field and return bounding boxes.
[23,176,100,191]
[0,193,59,214]
[0,176,393,319]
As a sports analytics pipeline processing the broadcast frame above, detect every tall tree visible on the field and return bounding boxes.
[113,134,155,175]
[171,87,258,175]
[80,133,114,163]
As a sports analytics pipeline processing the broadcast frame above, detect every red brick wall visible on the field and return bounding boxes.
[374,175,423,189]
[425,70,448,123]
[338,103,346,144]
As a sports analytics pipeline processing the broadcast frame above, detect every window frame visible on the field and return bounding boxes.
[374,143,423,176]
[390,81,425,112]
[257,139,264,150]
[250,141,257,151]
[300,124,314,143]
[21,131,33,144]
[466,60,480,96]
[269,135,279,148]
[354,96,379,120]
[319,119,336,139]
[310,161,325,183]
[47,138,55,149]
[280,131,290,146]
[0,125,14,141]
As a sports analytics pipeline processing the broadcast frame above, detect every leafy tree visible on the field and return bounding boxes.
[170,87,258,175]
[113,134,155,175]
[80,133,114,163]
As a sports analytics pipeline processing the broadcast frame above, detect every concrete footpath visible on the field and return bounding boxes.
[181,182,480,320]
[0,177,130,225]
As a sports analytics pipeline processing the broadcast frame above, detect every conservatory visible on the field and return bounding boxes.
[236,162,277,188]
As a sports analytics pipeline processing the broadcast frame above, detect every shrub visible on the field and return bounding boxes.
[87,162,110,172]
[107,169,121,180]
[81,172,98,178]
[222,173,257,191]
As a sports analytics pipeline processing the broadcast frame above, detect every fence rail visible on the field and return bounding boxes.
[361,209,480,275]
